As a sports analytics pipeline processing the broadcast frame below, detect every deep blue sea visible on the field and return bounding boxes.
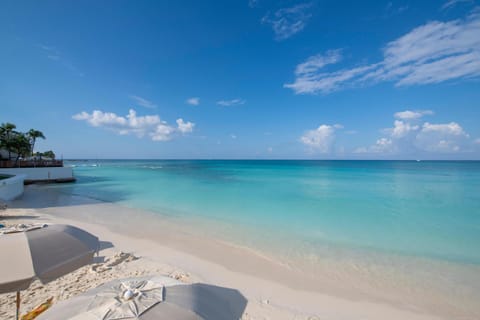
[61,160,480,266]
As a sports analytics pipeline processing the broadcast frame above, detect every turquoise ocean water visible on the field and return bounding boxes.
[59,160,480,266]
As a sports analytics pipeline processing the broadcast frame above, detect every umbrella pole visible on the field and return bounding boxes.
[16,291,20,320]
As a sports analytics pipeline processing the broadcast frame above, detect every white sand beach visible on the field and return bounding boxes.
[1,186,478,320]
[3,0,480,317]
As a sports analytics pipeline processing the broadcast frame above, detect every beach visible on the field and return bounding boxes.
[1,185,479,319]
[3,0,480,317]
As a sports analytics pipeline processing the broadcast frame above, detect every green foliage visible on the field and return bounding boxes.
[42,150,55,159]
[33,150,56,159]
[27,129,46,154]
[0,123,48,161]
[1,122,19,160]
[10,134,31,164]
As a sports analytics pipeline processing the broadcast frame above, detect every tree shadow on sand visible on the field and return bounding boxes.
[0,214,39,220]
[7,179,130,210]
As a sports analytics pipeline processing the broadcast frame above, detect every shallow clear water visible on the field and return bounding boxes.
[60,160,480,265]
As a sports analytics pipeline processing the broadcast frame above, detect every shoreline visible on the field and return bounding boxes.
[1,186,479,319]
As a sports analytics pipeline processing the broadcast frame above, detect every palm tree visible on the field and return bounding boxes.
[0,123,17,160]
[10,134,31,165]
[27,129,46,156]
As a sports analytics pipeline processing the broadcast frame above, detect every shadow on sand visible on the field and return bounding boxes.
[99,240,114,250]
[0,215,39,220]
[7,181,130,210]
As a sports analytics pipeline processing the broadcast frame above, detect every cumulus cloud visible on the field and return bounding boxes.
[262,3,313,41]
[371,138,395,153]
[355,138,396,154]
[216,99,246,106]
[72,109,194,141]
[390,120,419,139]
[186,97,200,106]
[414,122,470,152]
[150,123,175,141]
[394,110,434,120]
[357,110,472,154]
[176,118,195,134]
[421,122,467,136]
[72,110,129,127]
[285,10,480,94]
[300,124,342,153]
[129,95,157,109]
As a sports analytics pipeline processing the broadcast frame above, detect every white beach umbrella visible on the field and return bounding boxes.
[37,275,248,320]
[0,223,99,319]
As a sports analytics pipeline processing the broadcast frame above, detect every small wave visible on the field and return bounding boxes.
[140,165,163,169]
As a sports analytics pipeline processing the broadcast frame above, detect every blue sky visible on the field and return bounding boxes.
[1,0,479,159]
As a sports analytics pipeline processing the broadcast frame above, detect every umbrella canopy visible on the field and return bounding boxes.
[37,276,248,320]
[0,224,99,293]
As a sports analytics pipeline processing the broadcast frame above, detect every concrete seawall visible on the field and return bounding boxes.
[0,167,75,184]
[0,174,25,200]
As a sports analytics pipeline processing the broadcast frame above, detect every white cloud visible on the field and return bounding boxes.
[217,99,246,106]
[358,111,473,154]
[353,147,368,154]
[72,110,128,127]
[358,136,398,154]
[230,134,237,139]
[475,138,480,144]
[285,52,378,93]
[394,110,434,120]
[390,120,419,138]
[441,0,474,10]
[72,109,194,141]
[129,95,157,109]
[300,124,341,153]
[415,122,469,152]
[420,122,468,136]
[285,10,480,94]
[126,109,160,132]
[262,3,313,41]
[150,123,175,141]
[294,50,342,76]
[186,97,200,106]
[176,118,195,134]
[371,138,395,153]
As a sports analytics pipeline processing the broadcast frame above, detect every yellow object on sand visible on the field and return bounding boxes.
[21,297,53,320]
